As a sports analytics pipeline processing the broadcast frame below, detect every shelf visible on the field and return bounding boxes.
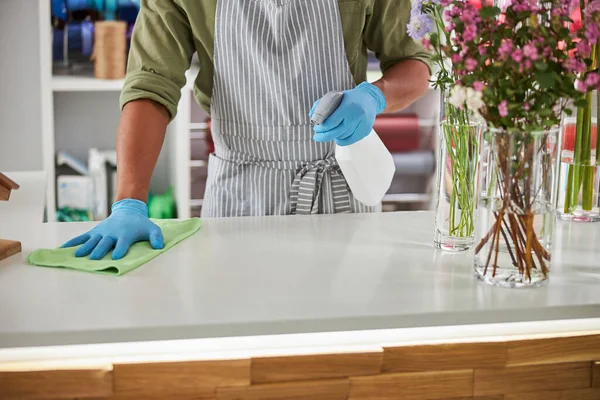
[52,75,125,92]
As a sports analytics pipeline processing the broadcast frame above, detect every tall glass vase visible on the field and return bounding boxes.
[557,91,600,222]
[474,126,560,288]
[434,121,481,251]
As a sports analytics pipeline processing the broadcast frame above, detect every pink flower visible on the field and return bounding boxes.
[511,49,524,63]
[445,22,456,33]
[463,24,478,41]
[441,0,453,6]
[585,73,600,89]
[523,43,538,60]
[543,47,553,58]
[478,45,487,56]
[576,79,587,92]
[473,81,485,91]
[422,38,431,51]
[465,58,478,71]
[524,59,533,69]
[523,102,531,111]
[498,39,513,60]
[498,100,509,117]
[452,53,463,64]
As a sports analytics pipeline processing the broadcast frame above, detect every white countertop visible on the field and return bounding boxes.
[1,211,600,364]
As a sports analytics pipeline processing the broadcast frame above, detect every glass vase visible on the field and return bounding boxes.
[557,92,600,222]
[474,126,560,288]
[434,121,481,251]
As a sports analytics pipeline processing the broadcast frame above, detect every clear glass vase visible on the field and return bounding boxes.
[474,126,560,288]
[557,97,600,222]
[434,121,481,251]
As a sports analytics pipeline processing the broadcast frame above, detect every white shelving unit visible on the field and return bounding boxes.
[52,75,126,92]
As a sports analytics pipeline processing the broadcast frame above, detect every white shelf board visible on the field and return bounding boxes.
[52,75,125,92]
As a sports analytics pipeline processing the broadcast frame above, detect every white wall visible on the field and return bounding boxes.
[53,92,171,194]
[0,0,43,171]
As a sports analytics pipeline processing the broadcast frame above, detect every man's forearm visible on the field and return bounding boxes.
[115,99,170,203]
[373,60,431,113]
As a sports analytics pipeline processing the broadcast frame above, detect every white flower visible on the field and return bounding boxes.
[465,88,484,111]
[448,85,467,109]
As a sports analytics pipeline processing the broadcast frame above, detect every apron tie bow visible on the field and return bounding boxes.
[290,158,352,215]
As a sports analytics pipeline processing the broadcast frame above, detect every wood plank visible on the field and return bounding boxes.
[0,172,19,190]
[437,397,503,400]
[383,342,506,372]
[507,335,600,366]
[593,362,600,388]
[251,351,382,384]
[0,184,10,201]
[217,379,349,400]
[349,369,474,400]
[504,388,600,400]
[474,362,592,396]
[0,367,113,399]
[0,239,21,262]
[113,359,250,397]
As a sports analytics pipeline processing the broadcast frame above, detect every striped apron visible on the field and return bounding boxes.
[201,0,377,218]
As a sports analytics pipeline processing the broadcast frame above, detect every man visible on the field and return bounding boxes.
[63,0,431,260]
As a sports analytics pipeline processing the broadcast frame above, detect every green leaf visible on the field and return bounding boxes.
[536,72,555,89]
[535,62,549,72]
[564,108,573,116]
[479,6,501,18]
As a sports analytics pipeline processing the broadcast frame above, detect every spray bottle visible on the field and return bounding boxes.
[310,91,396,207]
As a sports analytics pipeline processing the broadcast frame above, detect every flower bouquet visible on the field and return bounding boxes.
[409,0,483,251]
[425,0,588,286]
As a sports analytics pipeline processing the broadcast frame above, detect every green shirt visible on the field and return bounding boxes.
[120,0,430,120]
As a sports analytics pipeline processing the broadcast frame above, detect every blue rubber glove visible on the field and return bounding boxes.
[310,81,386,146]
[61,199,164,260]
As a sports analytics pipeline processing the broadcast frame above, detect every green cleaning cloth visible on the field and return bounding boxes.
[28,218,201,276]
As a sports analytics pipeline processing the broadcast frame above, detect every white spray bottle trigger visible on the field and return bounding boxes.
[310,90,396,207]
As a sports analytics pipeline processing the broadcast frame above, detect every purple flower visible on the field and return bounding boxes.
[585,23,599,45]
[473,81,485,91]
[511,49,524,63]
[445,22,456,32]
[576,79,588,92]
[587,0,600,14]
[498,100,509,117]
[523,43,538,60]
[577,40,592,57]
[465,58,478,71]
[586,73,600,89]
[407,12,433,40]
[440,0,452,5]
[543,47,553,58]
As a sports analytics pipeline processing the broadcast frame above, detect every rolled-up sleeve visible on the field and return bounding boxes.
[119,0,195,121]
[364,0,431,74]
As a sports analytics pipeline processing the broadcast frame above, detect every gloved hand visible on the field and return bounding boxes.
[61,199,164,260]
[310,81,386,146]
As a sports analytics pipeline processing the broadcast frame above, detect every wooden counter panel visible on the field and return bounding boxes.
[251,352,382,383]
[217,379,349,400]
[383,342,506,373]
[507,335,600,366]
[348,369,474,400]
[503,388,600,399]
[474,362,592,396]
[112,359,249,397]
[0,367,113,399]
